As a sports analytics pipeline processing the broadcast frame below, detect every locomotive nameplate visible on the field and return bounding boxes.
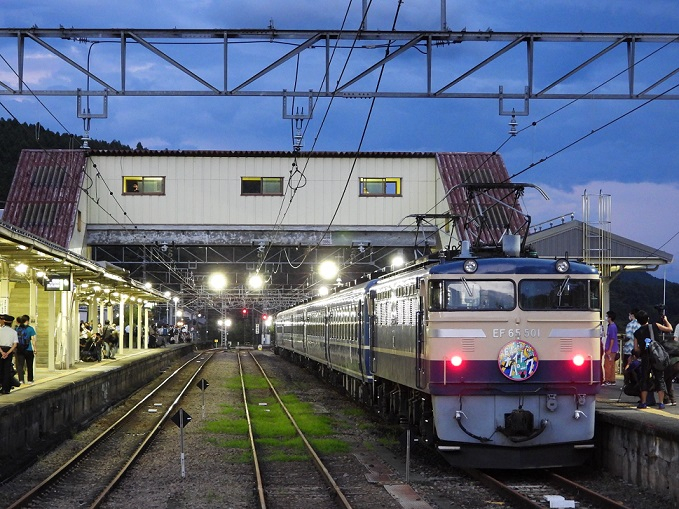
[493,328,541,339]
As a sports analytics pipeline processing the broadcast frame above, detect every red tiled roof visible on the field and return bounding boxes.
[3,149,87,248]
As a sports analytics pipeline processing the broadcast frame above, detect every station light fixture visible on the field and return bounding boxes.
[248,273,264,290]
[391,254,405,268]
[318,286,329,297]
[208,272,227,291]
[318,260,339,280]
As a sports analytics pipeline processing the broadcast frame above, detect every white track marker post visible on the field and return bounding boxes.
[171,408,192,478]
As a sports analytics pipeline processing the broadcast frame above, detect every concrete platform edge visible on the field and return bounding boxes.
[0,345,193,469]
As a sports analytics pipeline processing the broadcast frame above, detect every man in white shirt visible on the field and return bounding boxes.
[0,314,18,394]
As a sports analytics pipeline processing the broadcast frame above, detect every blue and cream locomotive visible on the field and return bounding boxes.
[274,238,602,468]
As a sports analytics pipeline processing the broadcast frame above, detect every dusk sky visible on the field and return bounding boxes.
[1,1,678,285]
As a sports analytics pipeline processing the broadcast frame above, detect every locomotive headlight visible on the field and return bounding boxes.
[555,258,570,273]
[572,354,585,366]
[463,259,478,273]
[450,355,463,367]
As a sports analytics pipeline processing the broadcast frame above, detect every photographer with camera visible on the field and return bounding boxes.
[654,304,673,337]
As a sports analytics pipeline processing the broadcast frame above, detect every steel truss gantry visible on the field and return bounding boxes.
[1,29,678,110]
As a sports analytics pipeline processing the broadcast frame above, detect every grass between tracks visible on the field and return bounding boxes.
[202,373,353,462]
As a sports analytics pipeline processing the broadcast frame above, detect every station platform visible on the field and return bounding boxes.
[594,375,679,504]
[0,343,195,477]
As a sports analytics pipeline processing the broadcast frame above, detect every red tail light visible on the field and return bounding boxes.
[450,355,463,367]
[572,355,585,366]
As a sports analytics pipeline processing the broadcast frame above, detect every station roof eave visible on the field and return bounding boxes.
[525,219,673,273]
[0,221,167,303]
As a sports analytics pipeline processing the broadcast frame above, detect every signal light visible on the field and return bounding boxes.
[450,355,463,367]
[262,314,268,321]
[242,308,247,316]
[572,355,585,366]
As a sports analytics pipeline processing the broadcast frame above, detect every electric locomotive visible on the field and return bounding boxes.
[274,237,602,469]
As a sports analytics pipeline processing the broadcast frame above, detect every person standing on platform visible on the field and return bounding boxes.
[623,308,640,368]
[633,309,667,409]
[14,315,36,385]
[603,311,619,386]
[0,314,18,394]
[102,320,114,359]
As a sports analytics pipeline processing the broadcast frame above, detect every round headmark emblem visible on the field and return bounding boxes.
[498,340,539,381]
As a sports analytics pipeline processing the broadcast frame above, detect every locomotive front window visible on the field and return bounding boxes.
[519,279,600,310]
[429,280,515,311]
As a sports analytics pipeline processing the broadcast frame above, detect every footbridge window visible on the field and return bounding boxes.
[359,177,401,196]
[123,176,165,195]
[241,177,284,196]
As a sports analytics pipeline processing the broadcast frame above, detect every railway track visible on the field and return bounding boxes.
[5,351,213,509]
[465,468,632,509]
[239,350,353,509]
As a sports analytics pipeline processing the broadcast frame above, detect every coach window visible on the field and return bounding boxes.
[241,177,284,195]
[359,177,401,196]
[123,176,165,195]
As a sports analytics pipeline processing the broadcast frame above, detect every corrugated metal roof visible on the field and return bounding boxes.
[435,152,527,246]
[527,219,673,265]
[3,149,87,248]
[89,149,436,158]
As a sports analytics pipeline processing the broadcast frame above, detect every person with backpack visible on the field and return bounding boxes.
[633,309,667,409]
[15,315,36,384]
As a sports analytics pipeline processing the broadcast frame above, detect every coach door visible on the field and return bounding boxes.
[367,289,376,375]
[416,292,425,389]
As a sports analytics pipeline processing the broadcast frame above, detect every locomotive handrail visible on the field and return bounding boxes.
[588,355,595,385]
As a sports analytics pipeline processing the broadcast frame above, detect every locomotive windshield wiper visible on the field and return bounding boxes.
[461,277,473,296]
[557,276,571,298]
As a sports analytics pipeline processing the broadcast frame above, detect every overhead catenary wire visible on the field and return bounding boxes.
[324,36,679,287]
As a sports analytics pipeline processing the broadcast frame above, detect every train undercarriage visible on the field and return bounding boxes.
[275,348,436,448]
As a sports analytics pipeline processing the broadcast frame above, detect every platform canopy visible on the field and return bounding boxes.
[526,219,673,276]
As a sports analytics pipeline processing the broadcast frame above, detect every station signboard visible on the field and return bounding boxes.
[43,274,72,291]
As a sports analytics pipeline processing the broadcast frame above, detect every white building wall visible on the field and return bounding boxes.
[84,154,444,228]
